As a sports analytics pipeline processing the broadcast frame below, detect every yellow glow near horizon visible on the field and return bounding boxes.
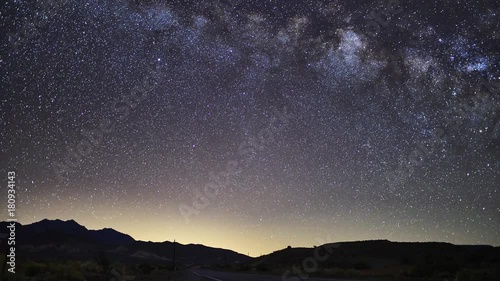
[11,190,499,257]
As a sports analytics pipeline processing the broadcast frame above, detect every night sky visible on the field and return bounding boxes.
[1,0,499,256]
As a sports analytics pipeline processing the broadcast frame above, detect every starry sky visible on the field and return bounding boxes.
[1,0,499,256]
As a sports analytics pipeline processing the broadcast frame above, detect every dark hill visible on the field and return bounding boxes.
[248,239,500,280]
[0,219,250,267]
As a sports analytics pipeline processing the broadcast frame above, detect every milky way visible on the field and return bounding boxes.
[1,0,499,256]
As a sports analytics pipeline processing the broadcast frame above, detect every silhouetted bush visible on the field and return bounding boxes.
[80,260,103,272]
[137,262,155,274]
[410,262,436,278]
[41,261,86,281]
[25,261,47,277]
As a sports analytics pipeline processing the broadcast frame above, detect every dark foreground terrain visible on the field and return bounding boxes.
[191,268,362,281]
[1,220,499,281]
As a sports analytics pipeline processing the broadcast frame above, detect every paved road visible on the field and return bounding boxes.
[188,269,360,281]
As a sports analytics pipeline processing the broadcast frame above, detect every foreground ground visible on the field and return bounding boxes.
[168,269,360,281]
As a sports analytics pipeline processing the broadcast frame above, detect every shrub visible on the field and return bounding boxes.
[137,262,155,274]
[24,261,47,277]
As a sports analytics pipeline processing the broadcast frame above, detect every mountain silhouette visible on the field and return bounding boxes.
[0,219,250,266]
[2,220,499,280]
